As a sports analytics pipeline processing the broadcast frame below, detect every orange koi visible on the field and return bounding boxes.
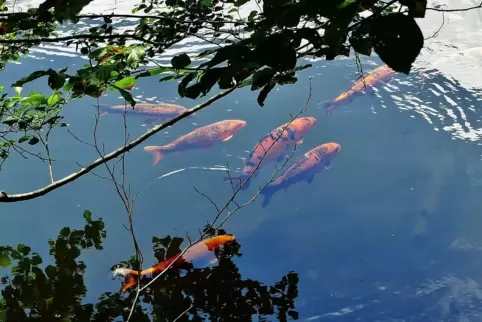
[113,234,236,292]
[324,64,395,115]
[260,142,341,207]
[144,119,247,166]
[226,117,317,190]
[96,102,194,122]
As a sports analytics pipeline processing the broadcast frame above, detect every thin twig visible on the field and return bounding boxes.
[172,304,194,322]
[0,86,237,202]
[426,2,482,12]
[124,78,314,321]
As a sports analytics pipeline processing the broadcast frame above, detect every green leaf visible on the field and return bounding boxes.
[136,67,174,79]
[178,72,197,97]
[202,0,212,7]
[12,68,63,88]
[248,10,258,21]
[45,265,56,279]
[350,36,372,56]
[196,49,218,60]
[83,210,92,222]
[171,53,192,69]
[369,13,424,74]
[0,85,4,92]
[117,87,136,107]
[2,118,17,126]
[18,136,31,143]
[17,244,31,255]
[251,68,276,91]
[47,72,66,90]
[257,81,276,107]
[229,8,238,12]
[0,253,11,267]
[294,64,312,72]
[28,137,39,145]
[22,93,47,104]
[47,93,60,106]
[31,253,42,265]
[399,0,427,18]
[127,46,145,69]
[324,20,349,53]
[255,34,296,71]
[114,76,136,90]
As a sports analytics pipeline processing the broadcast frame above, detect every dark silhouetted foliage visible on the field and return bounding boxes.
[0,212,299,321]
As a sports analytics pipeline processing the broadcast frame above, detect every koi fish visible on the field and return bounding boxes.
[95,102,194,123]
[226,117,317,190]
[260,142,341,208]
[144,119,247,166]
[113,234,236,292]
[323,64,395,115]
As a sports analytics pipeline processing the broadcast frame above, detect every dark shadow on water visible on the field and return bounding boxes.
[0,211,299,321]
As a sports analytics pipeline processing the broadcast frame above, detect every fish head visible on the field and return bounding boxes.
[325,142,342,155]
[291,117,317,138]
[229,120,248,133]
[204,234,237,251]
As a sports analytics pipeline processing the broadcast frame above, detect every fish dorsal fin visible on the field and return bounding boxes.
[222,134,234,142]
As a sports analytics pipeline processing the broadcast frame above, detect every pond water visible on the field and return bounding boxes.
[2,0,482,321]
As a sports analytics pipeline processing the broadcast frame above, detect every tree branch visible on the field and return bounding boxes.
[0,33,161,46]
[0,86,236,203]
[426,2,482,12]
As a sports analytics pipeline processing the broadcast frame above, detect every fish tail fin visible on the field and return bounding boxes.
[319,100,336,116]
[224,174,251,190]
[144,146,167,166]
[260,185,277,208]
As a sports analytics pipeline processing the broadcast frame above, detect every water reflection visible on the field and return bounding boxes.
[0,212,299,321]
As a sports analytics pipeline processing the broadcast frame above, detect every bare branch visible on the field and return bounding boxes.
[124,78,314,321]
[0,33,162,46]
[427,2,482,12]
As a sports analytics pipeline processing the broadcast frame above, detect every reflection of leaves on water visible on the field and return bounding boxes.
[0,212,300,322]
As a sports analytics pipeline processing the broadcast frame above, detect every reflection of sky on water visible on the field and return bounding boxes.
[4,0,482,320]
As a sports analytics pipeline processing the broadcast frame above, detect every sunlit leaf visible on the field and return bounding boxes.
[0,253,11,267]
[83,210,92,222]
[114,76,136,90]
[136,67,175,79]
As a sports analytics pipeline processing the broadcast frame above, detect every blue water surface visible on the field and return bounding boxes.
[2,39,482,321]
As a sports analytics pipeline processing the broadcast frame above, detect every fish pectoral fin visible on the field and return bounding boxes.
[305,175,314,184]
[296,138,303,145]
[324,161,332,170]
[208,258,219,265]
[222,134,234,142]
[99,111,109,117]
[287,128,296,141]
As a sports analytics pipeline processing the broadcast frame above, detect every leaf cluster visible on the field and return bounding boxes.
[0,0,427,165]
